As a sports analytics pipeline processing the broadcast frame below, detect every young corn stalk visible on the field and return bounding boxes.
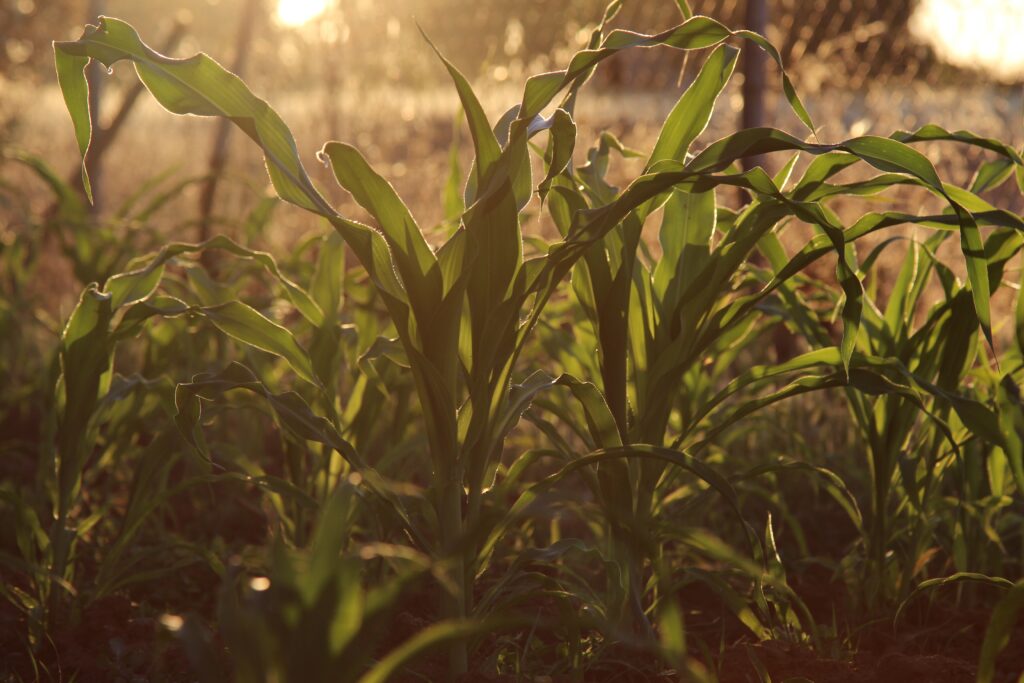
[51,7,1024,679]
[529,38,1024,642]
[32,231,352,623]
[780,159,1024,609]
[49,10,807,674]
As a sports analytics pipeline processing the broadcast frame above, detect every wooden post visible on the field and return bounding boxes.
[743,0,798,361]
[741,0,767,160]
[736,0,767,206]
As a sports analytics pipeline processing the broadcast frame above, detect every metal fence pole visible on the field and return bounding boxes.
[741,0,767,160]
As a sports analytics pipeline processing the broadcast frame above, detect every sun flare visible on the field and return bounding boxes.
[910,0,1024,81]
[276,0,329,27]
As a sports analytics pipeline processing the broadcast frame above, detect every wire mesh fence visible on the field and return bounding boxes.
[2,0,1022,228]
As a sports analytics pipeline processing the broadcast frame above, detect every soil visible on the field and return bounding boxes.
[4,565,1023,682]
[0,594,195,682]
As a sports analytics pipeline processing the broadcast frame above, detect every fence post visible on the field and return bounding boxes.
[743,0,798,361]
[741,0,767,162]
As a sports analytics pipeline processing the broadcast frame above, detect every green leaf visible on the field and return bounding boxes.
[8,151,87,220]
[318,142,440,319]
[647,43,739,169]
[538,109,577,200]
[53,45,92,202]
[174,363,429,553]
[687,129,990,346]
[105,262,165,310]
[997,377,1024,493]
[736,460,863,531]
[518,16,812,133]
[652,188,715,308]
[977,579,1024,683]
[892,124,1024,166]
[897,572,1014,626]
[54,17,331,214]
[357,617,526,683]
[972,158,1017,193]
[555,374,623,449]
[419,27,501,200]
[480,444,745,567]
[442,115,465,223]
[200,300,317,386]
[673,0,694,19]
[57,285,114,514]
[310,231,345,320]
[658,594,685,666]
[119,235,326,326]
[731,29,812,131]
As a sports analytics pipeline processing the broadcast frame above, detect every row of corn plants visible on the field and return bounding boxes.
[2,1,1023,680]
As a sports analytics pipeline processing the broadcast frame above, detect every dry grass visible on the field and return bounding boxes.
[3,70,1022,326]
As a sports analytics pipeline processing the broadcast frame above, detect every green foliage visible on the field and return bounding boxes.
[977,578,1024,683]
[0,3,1019,681]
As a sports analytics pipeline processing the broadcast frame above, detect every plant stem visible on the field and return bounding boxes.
[438,475,468,678]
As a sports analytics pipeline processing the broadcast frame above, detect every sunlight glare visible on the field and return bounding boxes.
[276,0,329,27]
[910,0,1024,81]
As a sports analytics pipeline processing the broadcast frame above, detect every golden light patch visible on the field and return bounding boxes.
[910,0,1024,81]
[276,0,329,27]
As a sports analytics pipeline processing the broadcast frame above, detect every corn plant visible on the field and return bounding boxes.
[2,151,211,286]
[977,577,1024,683]
[166,482,475,683]
[47,4,1024,680]
[521,43,1024,648]
[2,206,396,658]
[50,8,817,675]
[772,149,1024,610]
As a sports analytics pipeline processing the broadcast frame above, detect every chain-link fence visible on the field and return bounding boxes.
[2,1,1021,223]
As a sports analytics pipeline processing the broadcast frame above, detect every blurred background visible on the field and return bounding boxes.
[1,0,1022,311]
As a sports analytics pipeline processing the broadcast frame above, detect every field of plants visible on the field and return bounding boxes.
[2,1,1024,681]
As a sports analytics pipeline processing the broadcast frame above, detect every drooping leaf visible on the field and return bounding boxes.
[55,17,332,214]
[647,43,739,169]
